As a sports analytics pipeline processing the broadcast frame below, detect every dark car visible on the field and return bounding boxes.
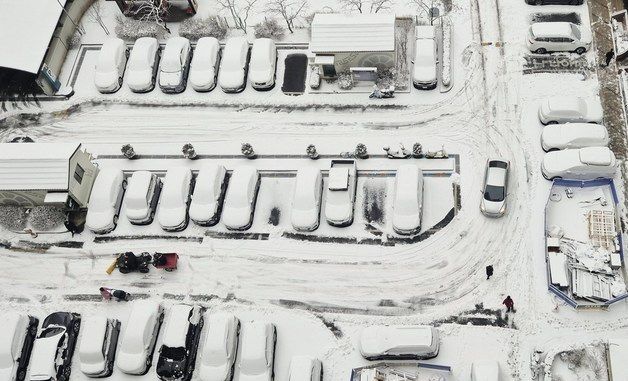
[29,312,81,381]
[525,0,583,5]
[156,305,203,381]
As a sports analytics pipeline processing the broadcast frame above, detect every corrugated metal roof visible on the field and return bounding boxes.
[0,143,80,191]
[0,0,67,74]
[310,14,396,53]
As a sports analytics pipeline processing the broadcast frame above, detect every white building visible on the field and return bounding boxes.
[309,13,397,80]
[0,143,98,209]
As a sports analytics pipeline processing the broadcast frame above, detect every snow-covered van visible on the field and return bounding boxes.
[324,160,357,227]
[125,171,162,225]
[249,38,277,90]
[526,22,591,54]
[222,166,260,231]
[189,37,221,92]
[412,26,438,90]
[218,37,249,93]
[94,38,128,93]
[0,313,38,381]
[116,300,164,375]
[79,316,121,377]
[157,167,193,232]
[159,37,192,94]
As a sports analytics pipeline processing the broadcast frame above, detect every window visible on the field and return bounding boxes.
[74,164,85,184]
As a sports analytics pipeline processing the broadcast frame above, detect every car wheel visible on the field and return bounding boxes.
[118,76,123,87]
[535,0,542,4]
[126,49,130,58]
[122,179,128,190]
[535,48,547,54]
[547,148,559,152]
[17,369,25,381]
[29,325,37,337]
[113,215,119,225]
[546,120,558,125]
[73,321,80,333]
[575,47,586,55]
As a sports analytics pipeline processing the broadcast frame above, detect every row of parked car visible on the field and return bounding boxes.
[94,36,278,94]
[86,161,427,236]
[0,302,323,381]
[536,96,617,180]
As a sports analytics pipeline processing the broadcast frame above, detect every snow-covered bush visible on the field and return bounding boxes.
[254,18,285,40]
[336,72,354,90]
[0,206,28,231]
[442,21,452,87]
[68,30,82,50]
[115,14,165,40]
[28,206,66,231]
[179,16,228,41]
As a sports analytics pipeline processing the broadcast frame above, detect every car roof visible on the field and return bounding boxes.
[486,160,508,187]
[194,164,224,195]
[223,37,248,62]
[230,166,258,189]
[251,38,275,61]
[0,313,23,355]
[294,168,321,199]
[289,356,315,380]
[372,325,433,348]
[162,304,191,348]
[203,313,234,353]
[328,167,349,190]
[530,22,575,38]
[546,97,584,113]
[163,167,191,191]
[127,300,159,333]
[100,38,125,55]
[579,147,613,166]
[395,165,423,199]
[557,123,607,139]
[195,37,220,62]
[241,322,270,359]
[80,316,107,355]
[127,171,152,199]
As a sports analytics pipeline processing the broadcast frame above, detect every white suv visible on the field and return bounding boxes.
[527,22,591,54]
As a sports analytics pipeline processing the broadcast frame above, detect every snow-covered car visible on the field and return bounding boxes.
[0,313,38,381]
[392,164,424,235]
[189,37,221,92]
[291,167,323,232]
[125,171,162,225]
[526,0,582,4]
[159,37,192,94]
[218,37,250,93]
[324,160,358,227]
[78,316,121,378]
[116,300,164,375]
[541,123,609,151]
[94,37,128,93]
[412,26,438,90]
[359,325,439,361]
[237,322,277,381]
[222,166,260,231]
[127,37,160,93]
[538,96,603,125]
[190,164,227,226]
[85,168,126,234]
[480,159,510,218]
[541,146,617,180]
[156,304,203,381]
[248,38,277,90]
[526,22,591,54]
[158,168,193,231]
[471,361,499,381]
[197,312,240,381]
[288,356,322,381]
[30,312,81,381]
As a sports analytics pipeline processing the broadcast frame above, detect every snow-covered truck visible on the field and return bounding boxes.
[325,159,358,227]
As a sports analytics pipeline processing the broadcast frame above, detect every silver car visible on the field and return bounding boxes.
[480,159,509,218]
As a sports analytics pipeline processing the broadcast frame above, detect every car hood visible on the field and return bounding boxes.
[81,359,107,375]
[325,201,352,222]
[586,102,604,123]
[94,71,118,89]
[541,127,563,148]
[413,64,437,83]
[481,199,505,215]
[127,69,152,89]
[117,351,146,374]
[239,371,271,381]
[542,152,573,174]
[249,68,272,83]
[190,68,216,88]
[189,201,218,222]
[219,70,245,89]
[160,71,183,87]
[158,206,187,228]
[126,206,150,221]
[393,213,421,232]
[291,208,318,230]
[223,205,251,228]
[199,362,230,381]
[86,208,116,231]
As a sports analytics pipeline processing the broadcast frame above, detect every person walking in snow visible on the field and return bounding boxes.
[486,265,494,280]
[602,49,615,67]
[100,287,130,302]
[100,287,113,300]
[503,295,514,312]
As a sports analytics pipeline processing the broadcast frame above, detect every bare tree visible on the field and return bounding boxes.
[131,0,171,33]
[339,0,365,13]
[408,0,441,24]
[266,0,308,33]
[370,0,393,13]
[87,2,110,35]
[216,0,259,32]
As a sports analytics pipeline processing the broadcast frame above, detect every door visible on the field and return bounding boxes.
[322,64,336,78]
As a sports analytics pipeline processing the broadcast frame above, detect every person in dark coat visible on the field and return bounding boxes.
[602,49,615,67]
[100,287,130,301]
[503,295,514,312]
[486,265,494,280]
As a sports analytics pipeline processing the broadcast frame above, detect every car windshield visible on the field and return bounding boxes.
[241,355,267,375]
[484,185,505,202]
[162,346,186,361]
[570,24,581,39]
[40,327,64,338]
[204,346,228,366]
[162,55,182,73]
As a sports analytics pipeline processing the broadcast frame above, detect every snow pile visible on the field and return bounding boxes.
[0,206,27,231]
[441,21,452,87]
[114,15,165,40]
[28,206,66,231]
[179,16,228,41]
[570,244,612,274]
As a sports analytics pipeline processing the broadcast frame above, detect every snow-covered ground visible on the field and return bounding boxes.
[2,0,628,380]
